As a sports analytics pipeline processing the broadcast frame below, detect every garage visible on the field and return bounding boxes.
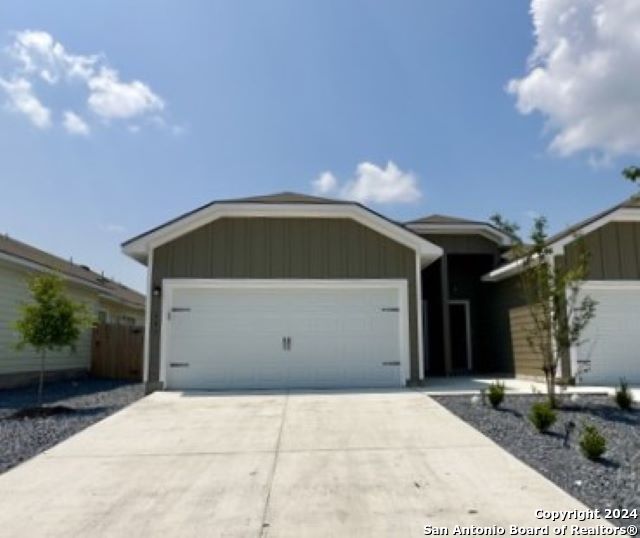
[162,280,410,390]
[122,193,443,390]
[574,282,640,385]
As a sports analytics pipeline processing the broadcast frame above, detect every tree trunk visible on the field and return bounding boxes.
[544,361,557,408]
[546,374,556,408]
[37,350,46,407]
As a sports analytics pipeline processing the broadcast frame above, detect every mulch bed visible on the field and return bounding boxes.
[0,377,145,474]
[434,394,639,527]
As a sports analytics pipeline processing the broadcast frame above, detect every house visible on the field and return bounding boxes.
[483,195,640,385]
[0,234,146,388]
[122,192,640,392]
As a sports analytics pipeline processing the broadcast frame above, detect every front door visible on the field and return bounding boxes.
[449,301,472,372]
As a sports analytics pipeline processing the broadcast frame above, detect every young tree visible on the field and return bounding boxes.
[14,274,94,406]
[489,213,521,241]
[516,217,597,407]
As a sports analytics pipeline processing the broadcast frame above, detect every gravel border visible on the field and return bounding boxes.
[0,377,145,474]
[434,394,639,526]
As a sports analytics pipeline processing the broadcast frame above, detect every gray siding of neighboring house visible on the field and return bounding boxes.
[563,221,640,280]
[148,217,419,384]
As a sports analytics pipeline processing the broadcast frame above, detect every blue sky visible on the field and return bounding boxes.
[1,1,638,292]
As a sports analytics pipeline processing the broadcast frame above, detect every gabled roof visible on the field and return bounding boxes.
[483,194,640,282]
[229,192,342,204]
[122,192,443,266]
[0,234,145,308]
[545,194,640,247]
[405,213,514,247]
[406,213,486,226]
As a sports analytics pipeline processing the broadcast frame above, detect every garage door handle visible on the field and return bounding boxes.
[282,337,292,351]
[382,361,400,366]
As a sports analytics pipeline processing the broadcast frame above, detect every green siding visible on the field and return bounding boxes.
[483,276,525,375]
[149,217,419,384]
[417,233,500,256]
[564,222,640,280]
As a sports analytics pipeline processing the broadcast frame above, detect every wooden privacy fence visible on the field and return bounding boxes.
[91,323,144,381]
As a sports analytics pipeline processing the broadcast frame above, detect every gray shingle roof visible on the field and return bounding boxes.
[0,234,145,308]
[227,192,342,204]
[405,213,487,225]
[545,194,640,246]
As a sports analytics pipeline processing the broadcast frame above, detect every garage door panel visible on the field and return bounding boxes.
[576,285,640,385]
[163,283,406,390]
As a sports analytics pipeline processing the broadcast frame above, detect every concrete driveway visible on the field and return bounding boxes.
[0,390,607,537]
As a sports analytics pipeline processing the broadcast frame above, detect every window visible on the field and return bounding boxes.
[119,315,136,326]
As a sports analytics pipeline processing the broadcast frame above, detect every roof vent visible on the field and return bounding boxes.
[79,264,91,271]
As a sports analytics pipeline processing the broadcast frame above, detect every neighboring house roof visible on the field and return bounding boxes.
[229,192,342,204]
[405,213,514,247]
[483,194,640,282]
[406,213,486,226]
[545,194,640,247]
[0,234,145,309]
[122,191,443,266]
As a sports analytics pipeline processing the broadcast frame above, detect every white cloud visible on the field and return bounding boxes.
[0,77,51,128]
[0,29,169,133]
[312,172,338,195]
[508,0,640,158]
[87,67,164,120]
[62,110,90,135]
[8,30,98,84]
[311,161,422,204]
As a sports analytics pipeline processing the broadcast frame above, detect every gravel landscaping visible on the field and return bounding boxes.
[0,377,144,474]
[434,394,639,526]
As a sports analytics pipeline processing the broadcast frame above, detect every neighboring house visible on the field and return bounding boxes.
[0,234,146,388]
[483,195,640,385]
[121,192,640,392]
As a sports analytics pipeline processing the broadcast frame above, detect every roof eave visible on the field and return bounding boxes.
[406,222,514,247]
[122,201,443,267]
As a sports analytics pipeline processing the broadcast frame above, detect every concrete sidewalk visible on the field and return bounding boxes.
[0,390,610,537]
[421,375,638,398]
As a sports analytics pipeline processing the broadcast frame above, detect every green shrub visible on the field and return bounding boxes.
[529,401,557,432]
[615,378,633,410]
[487,381,505,409]
[579,424,606,460]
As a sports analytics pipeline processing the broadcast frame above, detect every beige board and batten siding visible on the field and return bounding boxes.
[149,217,419,384]
[508,305,546,378]
[0,261,93,377]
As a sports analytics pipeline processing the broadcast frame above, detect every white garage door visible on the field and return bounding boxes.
[575,283,640,385]
[162,281,409,390]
